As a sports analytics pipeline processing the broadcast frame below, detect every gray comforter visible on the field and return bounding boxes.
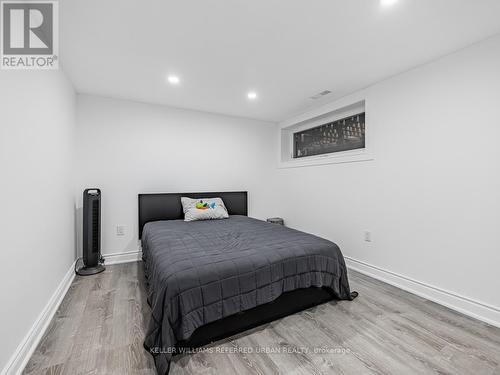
[142,215,354,374]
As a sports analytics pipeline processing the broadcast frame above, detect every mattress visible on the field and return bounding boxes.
[142,215,354,374]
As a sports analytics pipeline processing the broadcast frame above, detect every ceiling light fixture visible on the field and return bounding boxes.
[380,0,399,6]
[167,75,180,85]
[247,91,258,100]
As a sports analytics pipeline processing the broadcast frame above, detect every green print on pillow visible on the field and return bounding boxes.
[196,200,217,210]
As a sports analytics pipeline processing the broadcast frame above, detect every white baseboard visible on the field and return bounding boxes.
[104,250,142,265]
[345,256,500,329]
[1,261,76,375]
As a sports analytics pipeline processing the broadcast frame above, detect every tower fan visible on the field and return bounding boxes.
[76,189,105,275]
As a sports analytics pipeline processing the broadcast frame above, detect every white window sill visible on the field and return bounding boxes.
[278,151,374,169]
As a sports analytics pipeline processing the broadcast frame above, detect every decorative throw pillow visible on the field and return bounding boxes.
[181,197,229,222]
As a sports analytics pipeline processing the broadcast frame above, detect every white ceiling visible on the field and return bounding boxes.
[61,0,500,122]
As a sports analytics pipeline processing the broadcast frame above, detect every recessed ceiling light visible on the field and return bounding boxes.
[247,91,258,100]
[380,0,399,6]
[167,75,180,85]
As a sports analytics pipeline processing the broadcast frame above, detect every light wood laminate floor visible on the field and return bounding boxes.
[23,262,500,375]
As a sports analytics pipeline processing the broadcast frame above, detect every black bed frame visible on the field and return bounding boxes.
[138,191,248,239]
[138,191,335,351]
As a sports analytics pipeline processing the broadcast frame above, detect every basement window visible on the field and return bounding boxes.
[279,100,372,168]
[293,113,365,158]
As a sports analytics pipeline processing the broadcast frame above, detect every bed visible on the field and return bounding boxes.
[139,191,357,375]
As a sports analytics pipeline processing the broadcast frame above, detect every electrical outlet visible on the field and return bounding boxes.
[364,230,372,242]
[116,225,125,236]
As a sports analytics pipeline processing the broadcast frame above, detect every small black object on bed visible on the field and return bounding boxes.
[139,191,357,375]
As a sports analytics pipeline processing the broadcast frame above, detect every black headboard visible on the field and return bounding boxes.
[138,191,248,238]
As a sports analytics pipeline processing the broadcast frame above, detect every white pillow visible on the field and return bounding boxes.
[181,197,229,222]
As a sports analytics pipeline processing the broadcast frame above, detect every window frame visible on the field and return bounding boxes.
[278,100,373,168]
[292,112,366,159]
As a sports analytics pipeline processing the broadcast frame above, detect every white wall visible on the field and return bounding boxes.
[2,33,498,375]
[75,95,277,256]
[0,71,76,371]
[276,35,500,323]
